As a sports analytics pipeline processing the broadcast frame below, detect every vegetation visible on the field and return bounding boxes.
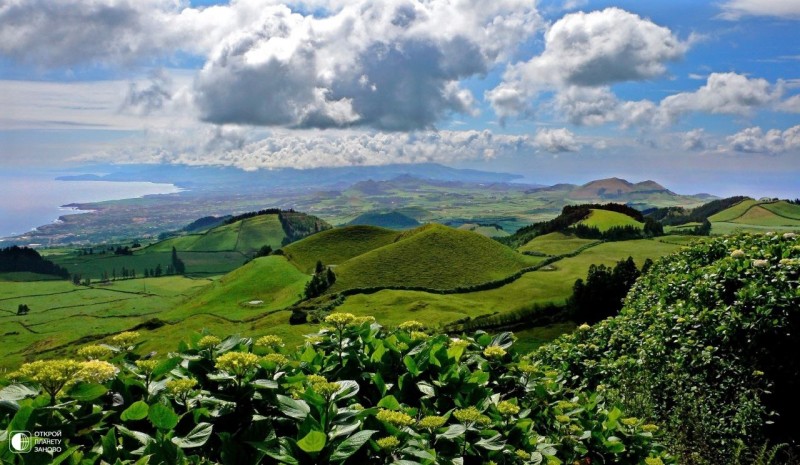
[536,232,800,463]
[0,317,673,465]
[330,224,537,292]
[645,196,751,225]
[569,256,649,324]
[0,246,69,279]
[282,226,399,273]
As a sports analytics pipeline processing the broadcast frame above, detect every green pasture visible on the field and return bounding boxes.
[518,232,598,256]
[282,225,399,273]
[578,209,643,232]
[330,224,540,292]
[0,275,211,369]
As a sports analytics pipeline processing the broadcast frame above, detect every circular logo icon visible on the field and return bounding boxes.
[10,431,33,453]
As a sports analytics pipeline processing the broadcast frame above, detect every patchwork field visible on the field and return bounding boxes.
[578,209,644,231]
[518,232,599,256]
[709,200,800,234]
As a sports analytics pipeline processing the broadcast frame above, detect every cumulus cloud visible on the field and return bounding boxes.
[488,7,687,118]
[682,129,707,151]
[777,94,800,112]
[74,127,537,170]
[0,0,240,67]
[660,73,779,123]
[719,0,800,19]
[533,128,580,152]
[195,0,541,130]
[726,125,800,154]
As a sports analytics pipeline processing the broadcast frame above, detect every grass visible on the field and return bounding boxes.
[235,214,286,252]
[518,232,598,256]
[159,256,309,322]
[760,200,800,220]
[457,224,510,238]
[513,322,578,353]
[282,225,400,273]
[730,205,800,227]
[0,275,211,369]
[330,224,539,292]
[577,209,643,232]
[708,199,759,222]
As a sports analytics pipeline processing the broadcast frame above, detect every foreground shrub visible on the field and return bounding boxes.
[536,232,800,463]
[0,320,672,464]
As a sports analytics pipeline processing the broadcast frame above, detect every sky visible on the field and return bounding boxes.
[0,0,799,197]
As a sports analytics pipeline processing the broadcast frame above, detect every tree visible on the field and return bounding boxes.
[171,247,186,275]
[17,304,29,315]
[570,256,641,324]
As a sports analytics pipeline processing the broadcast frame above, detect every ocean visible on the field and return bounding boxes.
[0,172,181,239]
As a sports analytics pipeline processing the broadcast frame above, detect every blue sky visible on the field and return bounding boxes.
[0,0,798,197]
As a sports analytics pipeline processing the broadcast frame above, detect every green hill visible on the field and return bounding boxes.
[457,223,510,238]
[330,224,538,292]
[282,225,400,273]
[160,255,309,322]
[518,231,597,256]
[577,209,644,232]
[709,199,800,233]
[147,214,287,254]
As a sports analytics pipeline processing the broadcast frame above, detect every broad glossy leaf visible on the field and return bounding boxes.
[277,394,310,420]
[330,430,376,462]
[296,430,326,454]
[0,384,38,401]
[148,403,179,430]
[66,382,107,401]
[172,422,213,448]
[121,401,150,422]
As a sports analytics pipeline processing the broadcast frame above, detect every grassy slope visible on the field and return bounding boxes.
[159,256,309,322]
[709,200,800,234]
[282,225,400,273]
[578,209,643,232]
[0,275,210,368]
[518,232,598,256]
[457,224,510,238]
[707,199,759,222]
[336,239,680,329]
[330,224,538,292]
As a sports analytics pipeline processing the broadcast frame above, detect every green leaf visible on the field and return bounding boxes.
[475,433,505,451]
[331,380,359,403]
[0,384,38,401]
[172,422,213,448]
[252,379,279,389]
[377,395,401,410]
[101,428,119,462]
[403,355,420,376]
[330,430,376,462]
[116,425,154,446]
[50,445,80,465]
[66,382,108,401]
[148,403,180,430]
[277,394,310,421]
[9,405,34,432]
[370,341,387,363]
[438,424,466,439]
[296,430,326,454]
[121,401,150,422]
[151,357,181,378]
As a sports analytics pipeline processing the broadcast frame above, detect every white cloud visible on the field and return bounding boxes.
[488,7,687,118]
[73,127,538,170]
[194,0,542,130]
[533,128,580,152]
[682,129,707,151]
[726,125,800,153]
[719,0,800,20]
[659,72,779,123]
[777,94,800,112]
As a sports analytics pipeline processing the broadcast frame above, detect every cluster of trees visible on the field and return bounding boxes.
[303,260,336,299]
[224,208,287,225]
[569,256,652,324]
[17,304,30,315]
[0,246,69,279]
[501,203,652,248]
[644,196,750,226]
[279,211,330,246]
[571,218,664,240]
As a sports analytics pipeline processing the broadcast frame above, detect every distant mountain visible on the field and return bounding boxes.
[57,163,524,192]
[570,178,673,199]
